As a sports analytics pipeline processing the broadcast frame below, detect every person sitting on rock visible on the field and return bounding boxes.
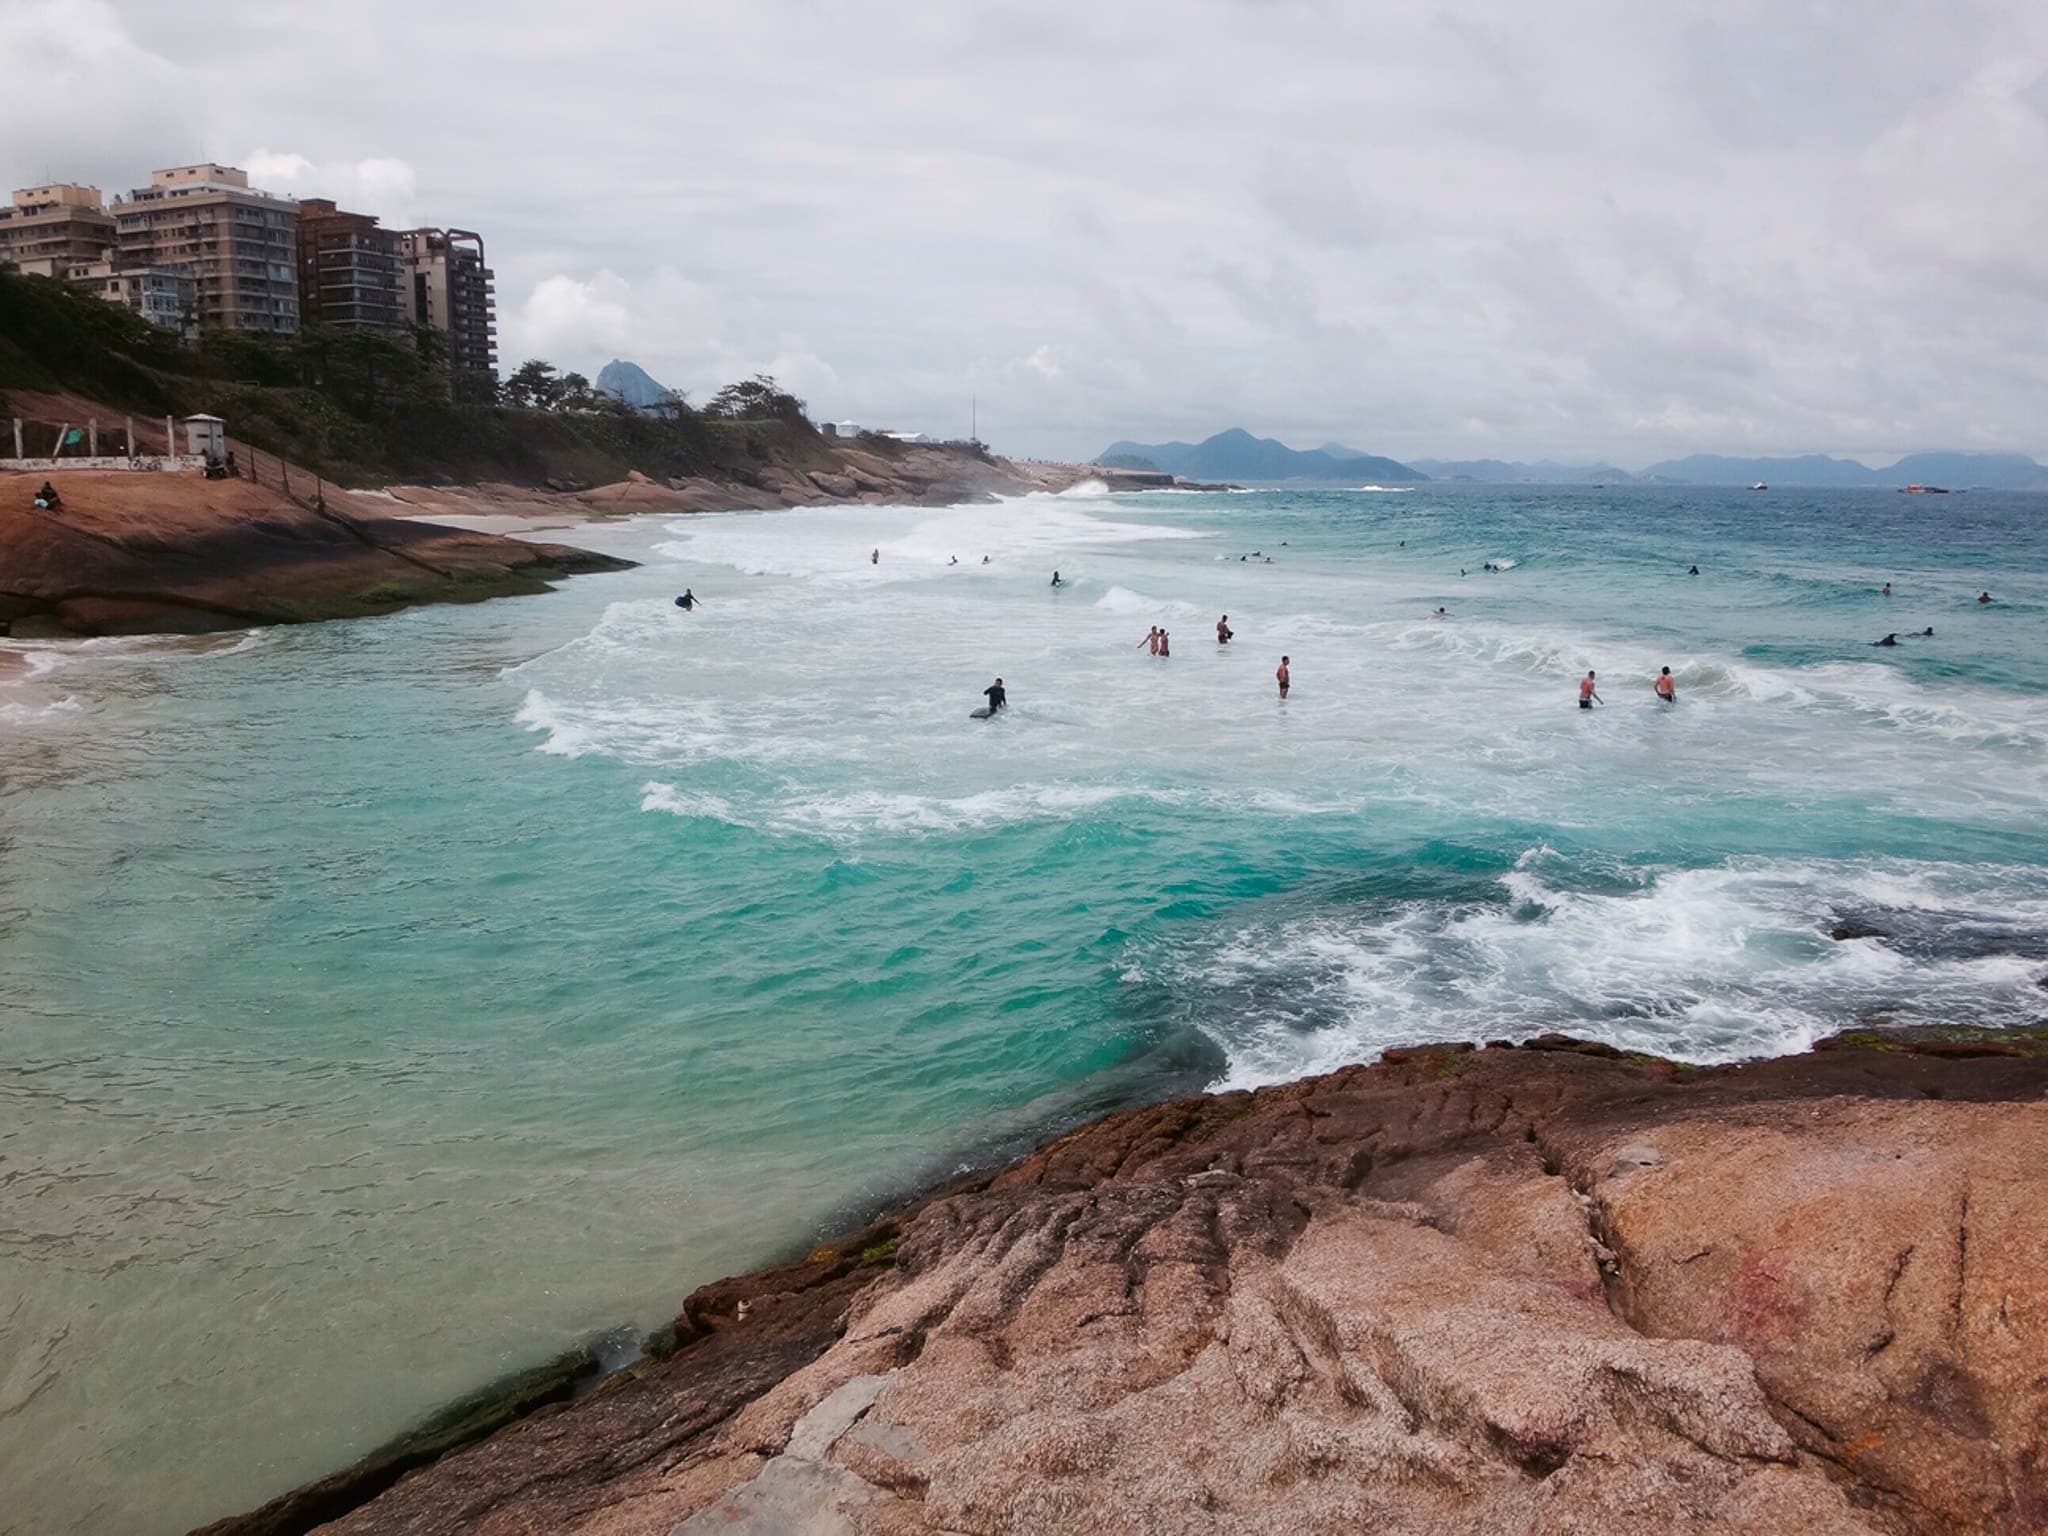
[33,481,61,510]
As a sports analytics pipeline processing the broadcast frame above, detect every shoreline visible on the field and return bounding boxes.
[0,440,1097,641]
[197,1023,2048,1536]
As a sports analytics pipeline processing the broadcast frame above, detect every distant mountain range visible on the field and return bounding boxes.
[1637,452,2048,489]
[1095,432,2048,490]
[1096,429,1424,483]
[595,359,679,414]
[1410,458,1634,485]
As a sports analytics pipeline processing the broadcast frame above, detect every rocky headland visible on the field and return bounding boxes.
[0,440,1097,639]
[0,468,632,638]
[201,1029,2048,1536]
[378,441,1091,521]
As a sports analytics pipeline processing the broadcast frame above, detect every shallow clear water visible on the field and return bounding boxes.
[2,482,2045,1533]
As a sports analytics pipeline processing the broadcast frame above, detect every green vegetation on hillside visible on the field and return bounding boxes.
[0,268,831,489]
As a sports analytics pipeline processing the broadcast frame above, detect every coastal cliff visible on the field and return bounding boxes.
[0,432,1084,637]
[201,1031,2048,1536]
[376,439,1086,521]
[0,469,631,637]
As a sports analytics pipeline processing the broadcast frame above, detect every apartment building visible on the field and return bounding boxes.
[400,227,497,378]
[113,164,299,334]
[295,199,405,329]
[0,184,117,270]
[70,259,197,335]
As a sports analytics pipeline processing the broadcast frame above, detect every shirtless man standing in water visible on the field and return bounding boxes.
[1217,614,1233,645]
[1276,656,1290,699]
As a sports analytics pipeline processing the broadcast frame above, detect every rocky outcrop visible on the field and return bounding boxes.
[0,470,632,637]
[380,443,1092,522]
[198,1031,2048,1536]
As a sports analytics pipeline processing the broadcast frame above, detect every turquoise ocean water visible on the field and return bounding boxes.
[3,481,2045,1532]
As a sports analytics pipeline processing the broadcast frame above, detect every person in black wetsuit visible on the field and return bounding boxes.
[982,677,1007,715]
[1874,633,1898,647]
[674,588,701,610]
[1050,571,1064,588]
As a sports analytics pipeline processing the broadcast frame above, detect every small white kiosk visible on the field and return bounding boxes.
[182,414,228,466]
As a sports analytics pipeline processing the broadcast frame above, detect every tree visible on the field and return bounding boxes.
[703,374,809,426]
[452,370,500,406]
[501,358,561,410]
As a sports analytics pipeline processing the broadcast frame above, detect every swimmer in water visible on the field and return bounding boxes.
[982,677,1007,714]
[1920,627,1934,636]
[1579,670,1602,709]
[1655,666,1676,703]
[1217,615,1233,644]
[1874,633,1899,647]
[1688,565,1700,576]
[1140,626,1160,655]
[1276,655,1290,699]
[981,555,991,565]
[1051,571,1065,588]
[1881,582,1891,596]
[1979,591,1993,604]
[1430,607,1449,619]
[1158,629,1171,657]
[871,548,879,565]
[674,588,701,610]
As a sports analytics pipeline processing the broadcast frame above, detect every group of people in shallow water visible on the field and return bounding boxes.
[1866,580,1992,644]
[1576,668,1680,709]
[680,553,2008,721]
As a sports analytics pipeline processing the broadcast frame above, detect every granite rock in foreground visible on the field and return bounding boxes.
[202,1033,2048,1536]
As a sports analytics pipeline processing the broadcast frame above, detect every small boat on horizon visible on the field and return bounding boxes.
[1751,481,1768,491]
[1899,484,1951,495]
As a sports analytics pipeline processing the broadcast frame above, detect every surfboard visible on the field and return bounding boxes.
[969,707,992,720]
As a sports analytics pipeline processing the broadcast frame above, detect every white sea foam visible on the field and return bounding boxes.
[1092,585,1210,621]
[657,490,1203,586]
[640,778,1185,837]
[0,692,84,724]
[1176,854,2048,1091]
[1,628,272,672]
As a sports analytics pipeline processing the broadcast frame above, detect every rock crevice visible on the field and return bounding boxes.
[198,1035,2048,1536]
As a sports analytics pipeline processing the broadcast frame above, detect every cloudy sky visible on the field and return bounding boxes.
[7,0,2048,464]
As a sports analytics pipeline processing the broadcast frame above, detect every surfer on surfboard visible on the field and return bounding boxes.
[674,588,701,610]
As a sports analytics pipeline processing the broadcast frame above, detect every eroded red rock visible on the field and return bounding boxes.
[198,1037,2048,1536]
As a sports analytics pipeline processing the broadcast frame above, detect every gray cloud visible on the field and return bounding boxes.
[5,0,2047,464]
